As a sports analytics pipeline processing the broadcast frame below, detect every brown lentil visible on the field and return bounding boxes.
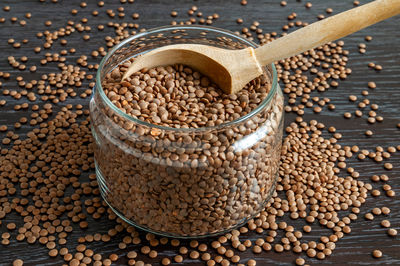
[388,228,398,236]
[161,258,171,265]
[174,255,183,263]
[247,259,256,266]
[0,3,397,266]
[13,259,24,266]
[372,250,382,258]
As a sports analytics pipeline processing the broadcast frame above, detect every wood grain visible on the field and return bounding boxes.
[0,0,399,265]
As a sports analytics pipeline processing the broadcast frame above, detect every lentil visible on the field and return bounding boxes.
[372,250,382,258]
[156,257,168,265]
[13,259,24,266]
[388,228,398,236]
[0,2,397,266]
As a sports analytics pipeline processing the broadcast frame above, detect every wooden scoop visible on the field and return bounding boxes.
[122,0,400,94]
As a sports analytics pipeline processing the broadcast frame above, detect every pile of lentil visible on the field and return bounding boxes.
[0,0,399,265]
[94,62,283,236]
[103,64,271,128]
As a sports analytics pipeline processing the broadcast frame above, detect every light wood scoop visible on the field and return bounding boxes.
[123,0,400,94]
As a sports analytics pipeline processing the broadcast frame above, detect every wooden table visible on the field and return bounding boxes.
[0,0,399,265]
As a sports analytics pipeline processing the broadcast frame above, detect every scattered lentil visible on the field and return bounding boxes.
[372,250,382,258]
[0,2,397,266]
[387,229,398,236]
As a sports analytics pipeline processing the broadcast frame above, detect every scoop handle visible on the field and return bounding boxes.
[254,0,400,65]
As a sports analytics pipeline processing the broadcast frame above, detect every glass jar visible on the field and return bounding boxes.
[90,25,284,238]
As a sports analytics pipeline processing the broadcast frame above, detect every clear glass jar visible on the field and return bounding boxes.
[90,25,284,238]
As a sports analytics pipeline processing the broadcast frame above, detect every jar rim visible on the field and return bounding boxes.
[95,25,278,133]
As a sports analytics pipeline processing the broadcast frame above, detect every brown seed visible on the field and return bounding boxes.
[247,259,256,266]
[383,184,391,191]
[13,259,24,266]
[381,220,391,228]
[368,82,376,89]
[179,247,188,255]
[371,189,381,197]
[77,244,86,252]
[349,95,357,101]
[387,228,398,236]
[190,240,199,248]
[253,245,262,254]
[231,255,240,263]
[295,258,305,265]
[307,249,316,258]
[171,239,180,247]
[386,190,395,197]
[365,213,374,220]
[127,251,137,259]
[316,252,325,260]
[384,163,393,170]
[190,251,200,259]
[262,242,272,251]
[314,106,322,113]
[201,252,211,261]
[237,244,246,252]
[274,244,284,252]
[149,250,157,259]
[344,112,352,119]
[217,246,226,255]
[174,255,183,263]
[162,258,171,265]
[7,223,16,230]
[49,249,58,257]
[343,226,351,234]
[381,207,390,215]
[372,250,382,258]
[198,243,208,252]
[372,208,382,215]
[141,246,150,254]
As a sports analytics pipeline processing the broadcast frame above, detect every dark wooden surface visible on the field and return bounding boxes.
[0,0,399,265]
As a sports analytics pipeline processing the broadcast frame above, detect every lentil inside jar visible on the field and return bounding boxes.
[90,26,284,237]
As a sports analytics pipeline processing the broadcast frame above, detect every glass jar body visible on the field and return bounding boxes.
[90,26,284,238]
